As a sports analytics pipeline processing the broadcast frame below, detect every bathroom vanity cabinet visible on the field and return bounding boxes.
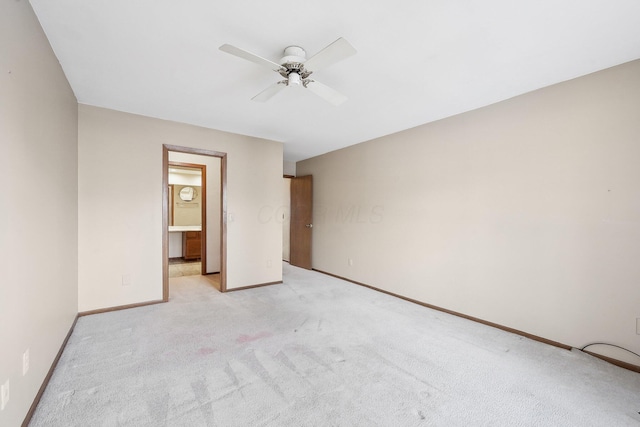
[183,231,202,260]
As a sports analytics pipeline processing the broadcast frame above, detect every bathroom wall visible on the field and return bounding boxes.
[172,185,202,226]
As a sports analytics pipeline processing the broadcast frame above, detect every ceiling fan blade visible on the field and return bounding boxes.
[219,44,285,72]
[305,80,348,106]
[252,81,287,102]
[304,37,356,72]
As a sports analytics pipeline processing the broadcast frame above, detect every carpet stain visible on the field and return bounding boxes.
[302,348,333,372]
[224,363,240,389]
[293,318,307,332]
[241,350,285,398]
[191,379,215,425]
[274,350,300,375]
[357,344,443,392]
[198,347,216,355]
[329,346,347,362]
[146,392,170,425]
[236,331,273,343]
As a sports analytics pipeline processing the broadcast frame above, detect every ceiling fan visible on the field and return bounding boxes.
[219,37,356,106]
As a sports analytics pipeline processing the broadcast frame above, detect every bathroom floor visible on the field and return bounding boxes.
[168,257,201,277]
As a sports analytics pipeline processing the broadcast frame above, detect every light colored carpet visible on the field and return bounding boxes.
[30,263,640,426]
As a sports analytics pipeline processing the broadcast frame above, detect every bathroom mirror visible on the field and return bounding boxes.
[179,186,197,201]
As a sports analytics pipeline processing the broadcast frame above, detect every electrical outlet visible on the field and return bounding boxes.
[22,349,29,376]
[122,274,131,286]
[1,379,9,411]
[348,258,354,266]
[636,318,640,335]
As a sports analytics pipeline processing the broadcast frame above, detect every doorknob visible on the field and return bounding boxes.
[305,224,313,228]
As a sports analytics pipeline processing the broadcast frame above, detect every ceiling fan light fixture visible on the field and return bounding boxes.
[288,72,301,86]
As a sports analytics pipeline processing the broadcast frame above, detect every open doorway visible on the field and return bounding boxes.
[168,162,206,278]
[163,144,227,299]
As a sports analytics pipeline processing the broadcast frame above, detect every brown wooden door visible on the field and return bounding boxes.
[290,175,313,269]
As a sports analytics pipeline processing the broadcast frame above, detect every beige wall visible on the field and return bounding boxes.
[0,1,78,425]
[282,178,291,261]
[283,160,296,177]
[298,60,640,365]
[78,105,283,310]
[172,185,203,226]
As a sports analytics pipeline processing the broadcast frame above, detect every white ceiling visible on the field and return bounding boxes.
[30,0,640,162]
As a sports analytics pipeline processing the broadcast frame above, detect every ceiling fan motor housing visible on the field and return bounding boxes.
[279,45,312,81]
[281,46,306,64]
